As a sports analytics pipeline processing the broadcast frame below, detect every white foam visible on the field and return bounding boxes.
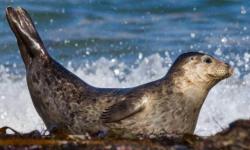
[0,53,249,136]
[0,66,44,133]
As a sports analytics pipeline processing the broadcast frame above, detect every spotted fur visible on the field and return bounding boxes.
[6,7,233,136]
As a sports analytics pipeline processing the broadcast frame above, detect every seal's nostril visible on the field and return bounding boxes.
[224,63,231,68]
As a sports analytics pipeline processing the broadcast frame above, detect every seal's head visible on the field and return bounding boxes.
[169,52,233,89]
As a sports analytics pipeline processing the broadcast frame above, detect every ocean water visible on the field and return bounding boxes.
[0,0,250,136]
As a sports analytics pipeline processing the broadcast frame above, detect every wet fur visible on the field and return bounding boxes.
[6,7,233,136]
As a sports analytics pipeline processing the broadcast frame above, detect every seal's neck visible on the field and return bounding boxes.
[155,71,211,134]
[169,75,209,101]
[160,68,215,107]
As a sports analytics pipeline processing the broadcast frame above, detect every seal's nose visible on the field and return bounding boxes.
[225,63,234,76]
[229,67,234,75]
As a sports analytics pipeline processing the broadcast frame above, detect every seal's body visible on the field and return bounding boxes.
[6,7,233,136]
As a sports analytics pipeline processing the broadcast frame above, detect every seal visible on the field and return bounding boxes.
[6,7,233,136]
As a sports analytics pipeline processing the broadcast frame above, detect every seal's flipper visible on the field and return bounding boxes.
[101,96,146,123]
[6,7,48,67]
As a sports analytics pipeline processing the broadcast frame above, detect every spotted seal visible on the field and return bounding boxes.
[6,7,233,136]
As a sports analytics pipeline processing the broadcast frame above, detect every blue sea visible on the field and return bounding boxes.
[0,0,249,136]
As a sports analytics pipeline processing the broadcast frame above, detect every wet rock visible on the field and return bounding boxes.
[194,119,250,150]
[0,119,249,150]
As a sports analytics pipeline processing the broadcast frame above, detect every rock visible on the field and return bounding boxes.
[194,119,250,150]
[0,119,250,150]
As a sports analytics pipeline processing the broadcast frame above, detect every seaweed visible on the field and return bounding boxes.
[0,119,250,149]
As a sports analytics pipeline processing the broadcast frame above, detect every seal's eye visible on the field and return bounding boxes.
[204,58,212,64]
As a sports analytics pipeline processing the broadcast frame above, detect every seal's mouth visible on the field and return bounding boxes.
[208,73,220,79]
